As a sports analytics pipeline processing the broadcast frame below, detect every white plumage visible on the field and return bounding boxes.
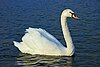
[13,9,79,56]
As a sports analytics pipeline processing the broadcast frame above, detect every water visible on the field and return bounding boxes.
[0,0,100,67]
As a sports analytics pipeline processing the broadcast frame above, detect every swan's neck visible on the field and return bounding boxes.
[61,15,74,51]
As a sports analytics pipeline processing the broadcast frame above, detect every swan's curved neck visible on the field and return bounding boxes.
[61,14,74,50]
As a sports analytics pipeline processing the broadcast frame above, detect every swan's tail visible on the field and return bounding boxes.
[13,41,34,54]
[13,41,25,53]
[13,41,21,49]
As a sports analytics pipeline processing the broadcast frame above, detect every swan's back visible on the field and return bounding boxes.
[14,27,66,55]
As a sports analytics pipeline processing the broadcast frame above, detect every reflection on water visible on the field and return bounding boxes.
[16,54,73,67]
[0,54,73,67]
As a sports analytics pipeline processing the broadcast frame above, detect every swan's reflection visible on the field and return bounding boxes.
[16,54,74,67]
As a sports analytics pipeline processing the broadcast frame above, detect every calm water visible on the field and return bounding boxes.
[0,0,100,67]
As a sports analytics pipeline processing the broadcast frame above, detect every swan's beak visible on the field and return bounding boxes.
[72,13,79,20]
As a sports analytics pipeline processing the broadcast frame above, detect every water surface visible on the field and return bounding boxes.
[0,0,100,67]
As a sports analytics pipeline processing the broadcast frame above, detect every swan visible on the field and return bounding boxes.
[13,9,79,56]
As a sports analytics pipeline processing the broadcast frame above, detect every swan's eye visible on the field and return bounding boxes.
[69,12,77,17]
[70,12,74,15]
[69,12,72,13]
[70,12,74,14]
[69,12,74,14]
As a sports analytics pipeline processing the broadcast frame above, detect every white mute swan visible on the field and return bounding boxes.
[13,9,79,56]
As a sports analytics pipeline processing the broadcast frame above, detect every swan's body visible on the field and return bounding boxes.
[13,9,78,56]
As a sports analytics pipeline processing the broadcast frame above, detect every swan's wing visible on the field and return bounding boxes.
[26,27,65,47]
[14,27,66,55]
[34,27,63,47]
[25,27,66,54]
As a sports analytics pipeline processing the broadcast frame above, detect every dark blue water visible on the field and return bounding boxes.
[0,0,100,67]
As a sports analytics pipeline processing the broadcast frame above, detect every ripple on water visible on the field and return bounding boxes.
[0,0,100,67]
[15,54,73,66]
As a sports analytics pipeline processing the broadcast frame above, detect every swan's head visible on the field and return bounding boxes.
[62,9,79,19]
